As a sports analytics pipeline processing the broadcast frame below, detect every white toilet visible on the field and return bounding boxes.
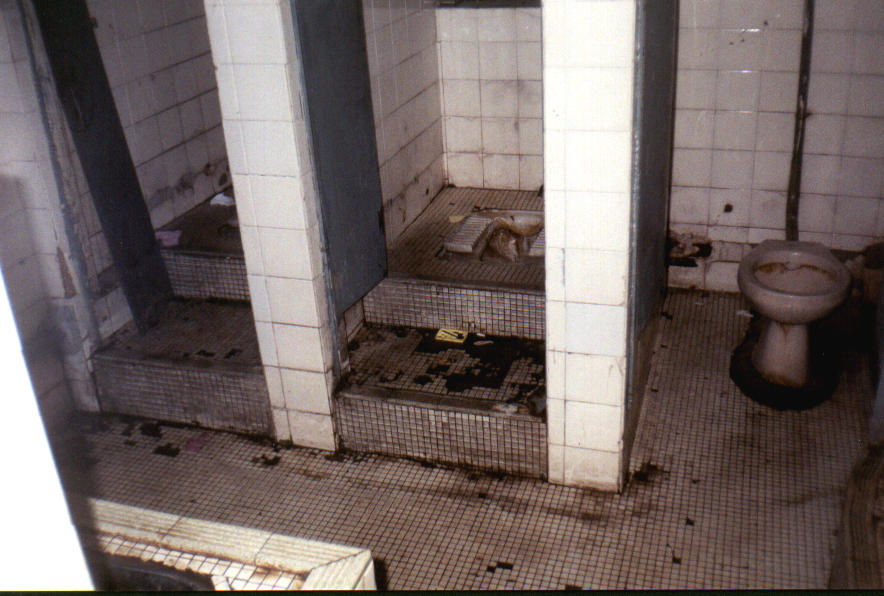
[737,240,851,388]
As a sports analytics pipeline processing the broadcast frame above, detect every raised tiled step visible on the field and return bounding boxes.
[335,388,548,478]
[363,277,544,340]
[335,324,547,478]
[158,200,248,301]
[92,300,271,435]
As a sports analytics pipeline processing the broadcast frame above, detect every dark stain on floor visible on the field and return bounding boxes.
[347,324,545,411]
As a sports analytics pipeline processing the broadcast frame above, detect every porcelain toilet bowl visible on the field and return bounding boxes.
[737,240,850,387]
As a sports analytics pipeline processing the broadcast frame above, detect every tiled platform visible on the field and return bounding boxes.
[159,199,248,301]
[336,325,547,477]
[59,291,872,589]
[388,186,544,290]
[346,326,544,404]
[92,299,271,435]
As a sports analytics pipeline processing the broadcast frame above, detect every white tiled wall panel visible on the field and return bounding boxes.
[363,0,445,248]
[670,0,884,291]
[87,0,227,230]
[206,0,338,449]
[0,3,103,431]
[437,6,543,190]
[543,0,636,492]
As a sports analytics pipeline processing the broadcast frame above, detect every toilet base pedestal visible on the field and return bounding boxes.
[751,319,809,387]
[730,314,841,411]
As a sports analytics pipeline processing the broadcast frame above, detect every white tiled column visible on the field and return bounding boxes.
[1,3,101,432]
[205,0,337,450]
[543,0,636,491]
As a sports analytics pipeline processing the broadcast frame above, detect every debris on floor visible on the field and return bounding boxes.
[345,324,545,413]
[155,229,182,247]
[209,191,235,206]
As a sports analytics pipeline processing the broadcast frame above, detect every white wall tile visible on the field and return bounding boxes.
[704,260,739,292]
[712,110,757,150]
[273,323,325,372]
[519,155,543,190]
[750,190,787,229]
[440,41,479,79]
[546,300,566,352]
[233,63,291,121]
[752,150,791,190]
[265,277,319,327]
[563,446,620,490]
[761,29,802,71]
[224,4,286,64]
[436,8,477,41]
[482,154,519,189]
[679,29,720,69]
[675,69,718,109]
[843,117,884,158]
[240,120,299,176]
[548,444,565,484]
[675,109,715,149]
[478,42,517,80]
[444,117,482,152]
[254,321,277,366]
[482,118,519,154]
[518,118,543,155]
[564,131,632,193]
[717,29,763,70]
[564,401,622,451]
[518,80,543,119]
[480,80,518,117]
[680,0,720,29]
[565,68,633,132]
[280,368,331,415]
[516,42,541,80]
[808,74,850,114]
[710,150,754,189]
[565,353,625,406]
[478,8,516,42]
[516,8,541,42]
[754,112,794,152]
[562,0,635,68]
[847,75,884,117]
[446,152,484,187]
[798,193,836,232]
[442,79,481,117]
[670,186,711,225]
[758,71,799,112]
[246,274,271,322]
[564,248,628,306]
[565,302,627,358]
[669,262,705,288]
[251,175,308,230]
[565,192,630,252]
[258,228,313,279]
[672,148,713,187]
[287,410,335,450]
[709,188,751,226]
[800,154,842,194]
[547,397,565,445]
[715,70,760,111]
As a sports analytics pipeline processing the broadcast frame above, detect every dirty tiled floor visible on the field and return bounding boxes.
[56,291,871,589]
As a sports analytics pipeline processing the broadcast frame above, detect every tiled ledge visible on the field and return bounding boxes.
[75,498,376,590]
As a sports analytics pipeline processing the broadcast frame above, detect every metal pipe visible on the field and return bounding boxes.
[785,0,815,241]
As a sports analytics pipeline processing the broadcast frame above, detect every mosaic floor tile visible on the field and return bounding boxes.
[57,291,872,589]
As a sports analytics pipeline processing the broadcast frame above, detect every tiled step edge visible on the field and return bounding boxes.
[92,353,271,435]
[335,385,547,479]
[363,277,544,340]
[162,248,249,301]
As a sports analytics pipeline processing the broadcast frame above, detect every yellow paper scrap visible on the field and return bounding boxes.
[435,328,467,343]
